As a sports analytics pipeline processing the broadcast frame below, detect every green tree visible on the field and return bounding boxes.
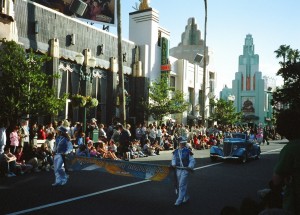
[273,45,300,139]
[0,39,67,124]
[273,45,300,112]
[210,98,242,125]
[142,74,188,122]
[274,44,290,68]
[287,48,300,65]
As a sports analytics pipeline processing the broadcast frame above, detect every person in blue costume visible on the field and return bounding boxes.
[52,126,73,186]
[171,137,195,206]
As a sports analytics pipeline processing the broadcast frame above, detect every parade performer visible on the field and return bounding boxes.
[52,126,72,186]
[171,137,195,206]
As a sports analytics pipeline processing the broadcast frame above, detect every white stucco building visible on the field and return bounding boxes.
[129,11,216,125]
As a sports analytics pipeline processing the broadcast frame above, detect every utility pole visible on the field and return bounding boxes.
[202,0,207,126]
[117,0,126,126]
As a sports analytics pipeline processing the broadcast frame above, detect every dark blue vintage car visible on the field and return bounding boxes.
[210,133,261,163]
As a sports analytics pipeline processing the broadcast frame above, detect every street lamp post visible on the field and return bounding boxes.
[202,0,208,127]
[75,52,96,140]
[228,94,235,103]
[266,90,273,125]
[194,53,203,121]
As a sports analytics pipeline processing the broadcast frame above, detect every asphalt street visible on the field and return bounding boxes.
[0,139,287,215]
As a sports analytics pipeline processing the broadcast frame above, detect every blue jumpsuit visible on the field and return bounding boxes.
[171,147,195,205]
[52,135,72,186]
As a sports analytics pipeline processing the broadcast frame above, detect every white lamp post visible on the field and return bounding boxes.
[75,53,84,65]
[75,52,97,140]
[228,94,235,102]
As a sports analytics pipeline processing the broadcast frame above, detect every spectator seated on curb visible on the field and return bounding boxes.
[22,145,41,173]
[15,146,33,174]
[107,139,118,154]
[0,145,20,177]
[132,139,147,157]
[86,139,94,151]
[76,144,90,157]
[96,141,119,160]
[192,134,201,150]
[207,134,217,147]
[151,139,163,155]
[199,135,208,149]
[38,143,54,171]
[143,139,156,156]
[89,146,102,158]
[128,142,139,159]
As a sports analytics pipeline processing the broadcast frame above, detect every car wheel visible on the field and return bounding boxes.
[241,153,247,163]
[210,156,217,162]
[255,153,260,160]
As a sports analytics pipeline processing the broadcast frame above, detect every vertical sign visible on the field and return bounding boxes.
[161,37,171,73]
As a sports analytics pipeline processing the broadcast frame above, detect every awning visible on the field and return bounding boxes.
[0,13,14,24]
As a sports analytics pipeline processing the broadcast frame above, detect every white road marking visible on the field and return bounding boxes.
[194,162,223,170]
[6,147,282,215]
[6,180,150,215]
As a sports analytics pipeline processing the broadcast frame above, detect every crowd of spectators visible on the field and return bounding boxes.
[0,117,278,178]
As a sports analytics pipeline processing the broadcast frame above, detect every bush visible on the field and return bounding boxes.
[86,96,99,108]
[71,94,86,107]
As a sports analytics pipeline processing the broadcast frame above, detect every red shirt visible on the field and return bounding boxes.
[38,129,46,140]
[193,137,199,145]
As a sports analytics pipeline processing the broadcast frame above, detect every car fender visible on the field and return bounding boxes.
[210,146,223,156]
[253,144,260,150]
[232,148,246,157]
[251,144,261,154]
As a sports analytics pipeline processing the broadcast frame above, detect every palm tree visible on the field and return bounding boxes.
[274,44,290,68]
[287,48,300,64]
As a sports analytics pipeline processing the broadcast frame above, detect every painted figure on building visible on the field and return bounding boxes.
[242,99,255,113]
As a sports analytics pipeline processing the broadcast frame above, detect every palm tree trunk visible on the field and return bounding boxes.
[117,0,126,126]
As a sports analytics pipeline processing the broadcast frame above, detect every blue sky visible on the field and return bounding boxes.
[101,0,300,94]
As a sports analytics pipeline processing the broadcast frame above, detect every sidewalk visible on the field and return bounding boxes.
[131,150,174,162]
[268,138,289,144]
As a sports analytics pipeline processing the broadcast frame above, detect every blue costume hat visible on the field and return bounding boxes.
[177,136,187,145]
[58,126,68,133]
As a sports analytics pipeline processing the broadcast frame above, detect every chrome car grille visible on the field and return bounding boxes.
[223,142,233,156]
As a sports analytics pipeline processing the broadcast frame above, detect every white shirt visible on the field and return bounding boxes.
[0,127,7,146]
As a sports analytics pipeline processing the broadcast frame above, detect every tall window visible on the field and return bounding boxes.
[170,76,175,90]
[188,87,194,104]
[157,30,162,47]
[199,89,203,105]
[0,0,5,13]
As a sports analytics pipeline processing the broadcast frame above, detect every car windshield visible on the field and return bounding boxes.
[224,133,246,140]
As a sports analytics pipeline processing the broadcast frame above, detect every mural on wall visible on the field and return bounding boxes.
[33,0,115,25]
[242,97,255,113]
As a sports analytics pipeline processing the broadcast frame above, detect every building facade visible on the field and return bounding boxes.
[0,0,214,126]
[220,34,274,126]
[169,18,216,125]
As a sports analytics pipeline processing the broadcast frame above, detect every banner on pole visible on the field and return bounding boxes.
[66,155,173,183]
